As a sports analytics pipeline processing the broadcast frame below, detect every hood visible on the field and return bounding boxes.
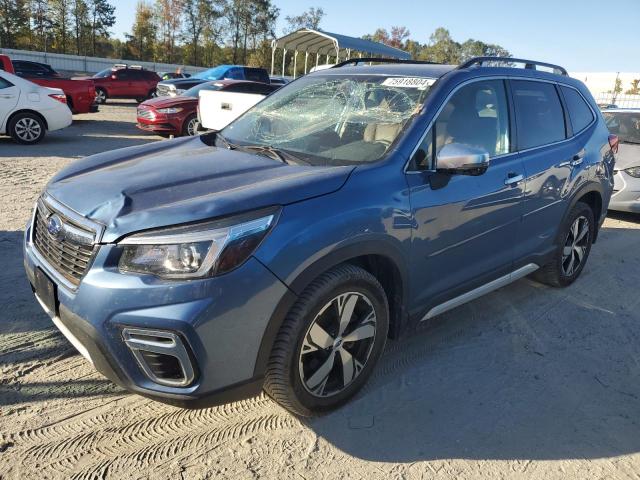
[140,96,197,109]
[159,78,206,88]
[616,143,640,170]
[45,136,353,243]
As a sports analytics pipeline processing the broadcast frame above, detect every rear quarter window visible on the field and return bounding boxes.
[561,86,594,133]
[512,80,566,150]
[245,68,269,83]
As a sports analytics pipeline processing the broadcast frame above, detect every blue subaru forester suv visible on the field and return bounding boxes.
[24,57,617,416]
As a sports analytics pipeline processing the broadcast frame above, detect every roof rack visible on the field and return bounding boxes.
[458,56,568,76]
[112,63,145,70]
[333,57,441,68]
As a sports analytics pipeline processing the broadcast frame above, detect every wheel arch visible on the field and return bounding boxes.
[566,184,604,243]
[7,109,49,131]
[253,240,410,378]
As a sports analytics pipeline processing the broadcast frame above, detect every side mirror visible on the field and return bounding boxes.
[436,143,490,175]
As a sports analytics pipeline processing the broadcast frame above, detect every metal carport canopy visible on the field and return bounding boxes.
[271,29,411,76]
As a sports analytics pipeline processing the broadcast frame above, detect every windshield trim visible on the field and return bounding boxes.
[221,73,436,167]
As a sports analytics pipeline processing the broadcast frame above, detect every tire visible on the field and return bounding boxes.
[181,114,200,137]
[264,264,389,417]
[148,89,157,99]
[95,88,107,104]
[533,201,595,287]
[8,112,46,144]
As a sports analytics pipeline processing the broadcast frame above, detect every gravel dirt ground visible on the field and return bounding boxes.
[1,102,640,479]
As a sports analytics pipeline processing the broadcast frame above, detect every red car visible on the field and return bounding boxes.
[136,80,279,137]
[0,56,97,114]
[77,65,161,104]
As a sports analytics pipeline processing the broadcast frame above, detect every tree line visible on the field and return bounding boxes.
[0,1,511,70]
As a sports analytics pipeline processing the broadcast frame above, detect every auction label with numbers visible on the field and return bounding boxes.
[381,77,436,88]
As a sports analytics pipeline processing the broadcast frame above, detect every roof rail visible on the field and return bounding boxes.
[458,56,568,76]
[333,57,441,68]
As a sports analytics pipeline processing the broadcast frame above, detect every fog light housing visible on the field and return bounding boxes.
[122,328,196,387]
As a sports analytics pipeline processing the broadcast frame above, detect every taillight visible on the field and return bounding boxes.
[49,93,67,104]
[608,134,619,154]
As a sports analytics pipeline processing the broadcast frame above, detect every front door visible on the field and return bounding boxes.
[406,79,525,317]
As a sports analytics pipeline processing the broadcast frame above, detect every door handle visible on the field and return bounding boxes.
[571,149,585,166]
[505,173,524,186]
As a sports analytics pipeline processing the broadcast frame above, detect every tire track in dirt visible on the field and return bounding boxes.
[14,398,297,479]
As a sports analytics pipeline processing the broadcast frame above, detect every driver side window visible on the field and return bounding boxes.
[410,80,510,171]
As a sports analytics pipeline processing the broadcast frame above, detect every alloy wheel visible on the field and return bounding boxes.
[562,215,590,276]
[14,117,42,142]
[186,118,200,136]
[298,292,377,398]
[96,90,106,103]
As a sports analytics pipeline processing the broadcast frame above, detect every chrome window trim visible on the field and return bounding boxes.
[404,76,598,174]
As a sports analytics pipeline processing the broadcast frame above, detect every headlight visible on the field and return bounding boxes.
[625,166,640,178]
[118,209,278,279]
[157,107,183,114]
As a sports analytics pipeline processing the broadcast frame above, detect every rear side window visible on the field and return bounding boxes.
[225,68,244,80]
[512,80,566,149]
[245,68,269,83]
[561,86,594,133]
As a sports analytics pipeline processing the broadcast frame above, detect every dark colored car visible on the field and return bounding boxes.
[155,65,270,97]
[11,60,61,78]
[137,80,279,137]
[79,66,161,104]
[24,57,616,416]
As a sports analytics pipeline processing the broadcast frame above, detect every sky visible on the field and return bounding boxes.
[110,0,639,72]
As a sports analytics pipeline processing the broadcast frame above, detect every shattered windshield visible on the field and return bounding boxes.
[221,74,435,165]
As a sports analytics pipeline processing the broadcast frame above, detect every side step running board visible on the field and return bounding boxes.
[421,263,539,321]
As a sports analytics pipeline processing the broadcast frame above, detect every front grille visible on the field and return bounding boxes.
[32,202,97,286]
[137,107,154,120]
[156,84,171,96]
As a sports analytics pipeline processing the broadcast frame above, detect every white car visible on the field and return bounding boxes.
[198,80,278,131]
[0,70,72,144]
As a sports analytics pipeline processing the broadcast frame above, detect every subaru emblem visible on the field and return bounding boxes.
[46,214,64,241]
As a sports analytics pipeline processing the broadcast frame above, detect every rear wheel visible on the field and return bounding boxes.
[264,264,388,416]
[533,201,594,287]
[8,112,46,144]
[182,114,200,136]
[95,88,107,104]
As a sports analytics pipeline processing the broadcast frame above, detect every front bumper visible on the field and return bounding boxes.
[609,171,640,213]
[23,221,290,407]
[136,113,181,135]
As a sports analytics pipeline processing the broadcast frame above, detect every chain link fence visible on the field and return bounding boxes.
[596,93,640,108]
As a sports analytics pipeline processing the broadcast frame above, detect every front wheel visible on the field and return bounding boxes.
[264,264,388,416]
[8,113,46,144]
[95,88,107,104]
[182,114,200,136]
[533,201,594,287]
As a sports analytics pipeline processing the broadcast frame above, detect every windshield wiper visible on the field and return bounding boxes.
[215,132,236,150]
[240,145,308,165]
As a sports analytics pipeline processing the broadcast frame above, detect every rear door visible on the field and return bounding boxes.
[0,74,19,130]
[510,80,587,262]
[127,70,146,97]
[406,78,525,315]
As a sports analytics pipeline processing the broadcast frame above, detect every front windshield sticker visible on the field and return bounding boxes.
[381,77,436,89]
